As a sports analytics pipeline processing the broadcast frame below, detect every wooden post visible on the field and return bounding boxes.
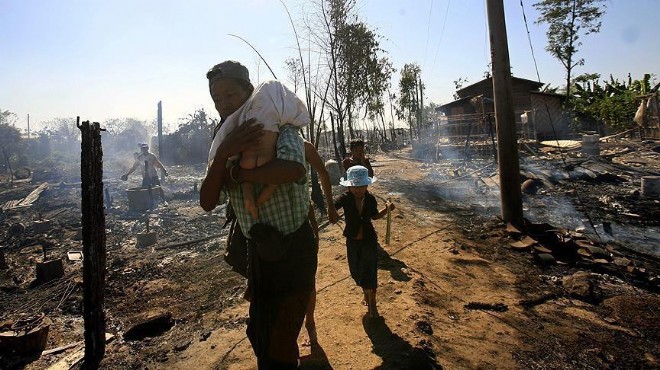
[157,101,163,160]
[486,0,523,226]
[78,117,107,367]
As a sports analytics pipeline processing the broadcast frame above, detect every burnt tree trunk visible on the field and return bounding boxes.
[78,118,107,368]
[330,113,342,164]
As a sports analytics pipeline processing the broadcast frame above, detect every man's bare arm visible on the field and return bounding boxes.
[153,155,167,173]
[304,141,339,223]
[127,161,140,175]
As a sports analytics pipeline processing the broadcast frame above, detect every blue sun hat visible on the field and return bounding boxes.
[340,165,377,187]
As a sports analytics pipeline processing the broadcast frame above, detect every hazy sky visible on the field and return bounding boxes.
[1,0,658,132]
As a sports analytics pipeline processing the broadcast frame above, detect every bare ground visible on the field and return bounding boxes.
[1,147,659,369]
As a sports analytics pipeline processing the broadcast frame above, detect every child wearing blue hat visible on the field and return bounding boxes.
[334,165,395,317]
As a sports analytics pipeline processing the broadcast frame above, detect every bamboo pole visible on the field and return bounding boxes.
[385,199,392,245]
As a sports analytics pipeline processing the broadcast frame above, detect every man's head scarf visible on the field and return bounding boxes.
[207,60,251,90]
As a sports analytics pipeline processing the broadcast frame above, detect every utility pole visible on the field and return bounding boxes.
[157,101,163,160]
[27,114,30,139]
[486,0,523,226]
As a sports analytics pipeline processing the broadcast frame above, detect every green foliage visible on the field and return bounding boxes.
[319,0,393,147]
[0,109,18,126]
[571,73,653,132]
[423,102,439,125]
[102,117,151,156]
[534,0,606,98]
[41,117,80,161]
[163,108,218,164]
[0,122,23,172]
[335,19,393,135]
[452,77,469,100]
[396,63,424,136]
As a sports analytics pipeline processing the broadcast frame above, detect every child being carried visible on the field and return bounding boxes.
[208,80,309,219]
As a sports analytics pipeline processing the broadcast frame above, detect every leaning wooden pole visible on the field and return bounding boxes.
[157,101,163,160]
[78,117,107,367]
[486,0,524,226]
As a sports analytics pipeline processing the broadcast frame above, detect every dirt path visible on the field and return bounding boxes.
[155,152,660,369]
[151,153,520,369]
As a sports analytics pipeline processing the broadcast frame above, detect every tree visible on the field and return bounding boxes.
[0,122,22,178]
[102,118,151,155]
[452,77,468,100]
[284,57,304,94]
[396,63,424,142]
[0,109,18,126]
[311,0,393,157]
[335,21,393,140]
[534,0,606,101]
[163,108,218,164]
[42,117,80,161]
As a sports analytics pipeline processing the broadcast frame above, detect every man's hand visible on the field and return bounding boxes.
[216,119,264,160]
[121,174,128,181]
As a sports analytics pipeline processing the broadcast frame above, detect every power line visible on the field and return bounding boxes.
[519,0,541,82]
[483,0,489,68]
[429,0,451,77]
[424,0,434,66]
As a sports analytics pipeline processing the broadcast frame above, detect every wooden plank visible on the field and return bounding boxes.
[45,334,114,370]
[46,345,84,370]
[1,182,49,210]
[20,182,49,205]
[481,176,499,188]
[42,341,83,356]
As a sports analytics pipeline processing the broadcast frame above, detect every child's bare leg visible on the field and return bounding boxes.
[305,290,318,345]
[365,289,379,317]
[256,184,277,207]
[242,182,258,219]
[240,130,278,216]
